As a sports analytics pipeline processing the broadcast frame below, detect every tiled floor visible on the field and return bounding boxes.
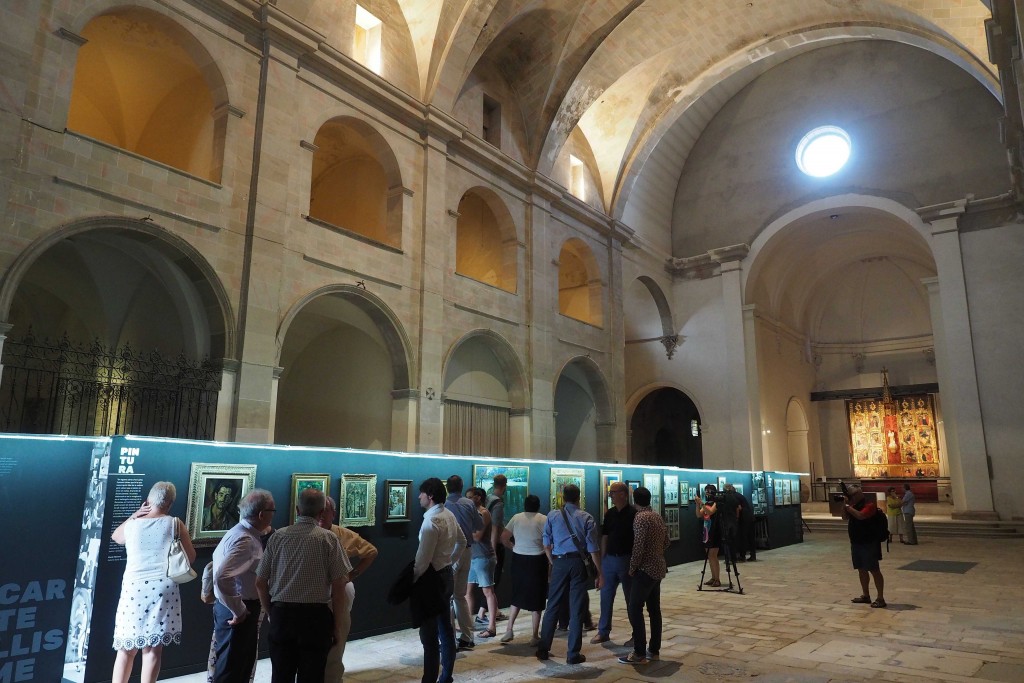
[168,531,1024,682]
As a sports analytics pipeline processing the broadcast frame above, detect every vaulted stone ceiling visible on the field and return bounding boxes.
[283,0,996,217]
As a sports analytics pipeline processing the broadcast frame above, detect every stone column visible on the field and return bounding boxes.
[509,408,530,458]
[215,360,240,441]
[919,204,995,518]
[0,322,12,387]
[390,389,419,453]
[711,245,761,470]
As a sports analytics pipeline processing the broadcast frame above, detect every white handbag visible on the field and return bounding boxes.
[167,517,197,584]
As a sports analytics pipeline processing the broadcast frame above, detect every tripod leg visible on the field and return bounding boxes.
[698,547,710,590]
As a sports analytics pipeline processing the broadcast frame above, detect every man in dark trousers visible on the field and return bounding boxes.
[210,489,276,683]
[256,488,351,683]
[843,484,886,609]
[536,484,603,666]
[618,486,669,665]
[591,481,634,644]
[726,484,756,562]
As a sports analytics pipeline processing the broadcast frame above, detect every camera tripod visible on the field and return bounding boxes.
[698,526,744,594]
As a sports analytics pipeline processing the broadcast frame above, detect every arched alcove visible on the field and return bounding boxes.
[441,331,528,456]
[309,117,404,248]
[630,387,703,468]
[275,288,412,450]
[558,238,602,326]
[786,397,811,499]
[455,189,518,292]
[0,220,231,438]
[554,356,613,461]
[67,7,227,182]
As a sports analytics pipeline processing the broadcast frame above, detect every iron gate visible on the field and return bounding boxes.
[0,331,222,439]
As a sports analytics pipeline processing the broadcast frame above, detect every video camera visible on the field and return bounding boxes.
[700,485,726,504]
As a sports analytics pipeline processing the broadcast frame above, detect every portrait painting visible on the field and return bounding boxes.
[473,464,530,518]
[550,468,585,510]
[186,463,257,545]
[599,469,623,521]
[643,473,662,514]
[340,473,377,527]
[385,479,411,522]
[290,473,330,525]
[663,474,679,506]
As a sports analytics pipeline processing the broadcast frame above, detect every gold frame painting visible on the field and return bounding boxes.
[290,473,331,525]
[186,463,257,546]
[339,474,377,527]
[550,468,585,510]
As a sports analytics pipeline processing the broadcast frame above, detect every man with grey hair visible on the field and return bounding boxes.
[257,487,351,682]
[210,488,276,683]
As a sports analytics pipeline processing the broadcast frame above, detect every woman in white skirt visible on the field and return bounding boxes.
[110,481,196,683]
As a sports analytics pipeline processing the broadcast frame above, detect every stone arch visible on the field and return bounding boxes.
[553,355,614,461]
[440,329,529,457]
[276,285,412,392]
[626,383,703,468]
[308,116,406,248]
[610,25,999,220]
[454,186,519,293]
[67,5,230,182]
[635,276,674,338]
[558,238,603,327]
[786,397,812,502]
[0,216,234,360]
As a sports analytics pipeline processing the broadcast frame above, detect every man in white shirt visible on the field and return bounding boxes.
[210,489,276,683]
[414,477,462,683]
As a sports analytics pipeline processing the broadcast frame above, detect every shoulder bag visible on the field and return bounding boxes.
[167,517,197,584]
[559,507,598,581]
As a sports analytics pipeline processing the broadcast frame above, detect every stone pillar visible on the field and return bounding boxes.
[919,206,996,518]
[711,246,760,470]
[215,360,239,441]
[509,408,530,458]
[414,111,459,453]
[390,389,419,453]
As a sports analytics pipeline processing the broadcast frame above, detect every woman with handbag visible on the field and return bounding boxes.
[110,481,196,683]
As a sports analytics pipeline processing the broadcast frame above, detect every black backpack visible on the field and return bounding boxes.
[870,509,891,550]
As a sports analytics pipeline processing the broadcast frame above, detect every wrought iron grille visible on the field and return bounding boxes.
[0,330,222,439]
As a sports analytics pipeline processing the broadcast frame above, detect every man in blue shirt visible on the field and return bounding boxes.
[535,484,603,666]
[444,475,483,650]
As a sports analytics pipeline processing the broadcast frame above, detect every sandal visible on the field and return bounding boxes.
[851,595,871,604]
[477,629,497,638]
[871,599,887,608]
[706,579,721,587]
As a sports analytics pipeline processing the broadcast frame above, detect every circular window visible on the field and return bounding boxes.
[795,125,851,177]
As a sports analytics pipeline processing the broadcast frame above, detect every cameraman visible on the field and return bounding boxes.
[694,485,722,587]
[842,484,886,609]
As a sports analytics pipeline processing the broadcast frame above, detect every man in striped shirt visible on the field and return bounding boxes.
[618,486,669,665]
[256,487,351,683]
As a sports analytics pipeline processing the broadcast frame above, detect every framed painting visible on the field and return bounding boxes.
[717,475,727,491]
[384,479,412,522]
[600,469,623,521]
[733,483,744,496]
[340,474,377,527]
[774,479,785,506]
[626,480,641,494]
[783,479,793,506]
[663,474,679,505]
[550,468,585,510]
[186,463,257,546]
[643,473,662,514]
[290,473,331,525]
[473,464,530,518]
[680,480,690,508]
[664,506,680,541]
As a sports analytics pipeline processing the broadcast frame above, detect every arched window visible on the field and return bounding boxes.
[309,118,402,248]
[455,189,517,292]
[558,239,602,326]
[67,8,225,182]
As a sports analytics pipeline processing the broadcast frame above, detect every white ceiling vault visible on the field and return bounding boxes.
[281,1,997,217]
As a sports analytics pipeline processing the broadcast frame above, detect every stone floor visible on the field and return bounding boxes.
[168,531,1024,682]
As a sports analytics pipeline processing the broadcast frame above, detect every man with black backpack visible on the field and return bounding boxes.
[841,484,887,609]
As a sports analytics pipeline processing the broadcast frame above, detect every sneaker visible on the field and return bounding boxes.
[590,633,609,644]
[456,638,475,651]
[474,616,489,625]
[618,652,648,664]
